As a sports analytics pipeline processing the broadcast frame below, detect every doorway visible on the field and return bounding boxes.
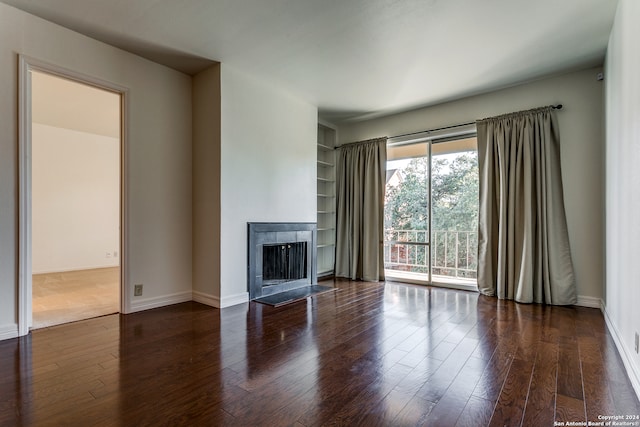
[384,131,479,290]
[19,57,125,333]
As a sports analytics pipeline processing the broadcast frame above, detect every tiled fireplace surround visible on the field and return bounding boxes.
[247,222,317,300]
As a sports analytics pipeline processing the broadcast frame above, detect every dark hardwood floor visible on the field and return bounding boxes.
[1,279,638,426]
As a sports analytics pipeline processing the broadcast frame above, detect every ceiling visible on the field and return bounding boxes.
[3,0,618,123]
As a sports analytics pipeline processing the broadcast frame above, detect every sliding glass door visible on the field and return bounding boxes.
[384,142,431,281]
[384,133,479,288]
[430,137,479,286]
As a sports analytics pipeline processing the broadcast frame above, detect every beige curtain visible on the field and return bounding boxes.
[476,106,576,305]
[335,137,387,281]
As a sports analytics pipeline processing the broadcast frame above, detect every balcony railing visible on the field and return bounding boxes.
[384,229,478,281]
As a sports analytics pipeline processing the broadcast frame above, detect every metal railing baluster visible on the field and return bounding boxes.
[383,229,477,280]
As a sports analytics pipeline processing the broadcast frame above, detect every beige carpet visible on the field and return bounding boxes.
[32,267,120,329]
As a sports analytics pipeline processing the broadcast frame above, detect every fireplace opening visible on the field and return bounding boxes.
[262,242,307,286]
[248,222,317,300]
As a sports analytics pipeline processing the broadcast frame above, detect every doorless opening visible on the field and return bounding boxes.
[18,56,127,335]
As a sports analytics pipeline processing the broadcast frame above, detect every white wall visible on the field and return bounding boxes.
[338,67,605,305]
[0,3,193,338]
[32,124,119,274]
[604,0,640,397]
[219,64,317,306]
[192,64,221,305]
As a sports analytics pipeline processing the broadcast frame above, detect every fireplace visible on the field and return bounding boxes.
[247,222,317,300]
[262,242,307,285]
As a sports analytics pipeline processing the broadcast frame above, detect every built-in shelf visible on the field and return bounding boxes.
[317,177,335,182]
[317,122,337,277]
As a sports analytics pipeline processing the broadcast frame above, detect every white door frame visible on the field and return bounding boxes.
[18,55,129,336]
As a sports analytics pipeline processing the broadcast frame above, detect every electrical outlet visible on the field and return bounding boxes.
[106,252,112,258]
[134,284,143,296]
[113,251,118,257]
[635,332,639,354]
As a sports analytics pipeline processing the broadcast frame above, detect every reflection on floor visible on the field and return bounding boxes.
[32,267,119,329]
[2,280,638,425]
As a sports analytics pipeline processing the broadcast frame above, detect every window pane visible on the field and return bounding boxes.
[384,148,429,278]
[431,139,478,285]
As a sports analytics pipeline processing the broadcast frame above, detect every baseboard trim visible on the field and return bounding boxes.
[130,291,192,312]
[0,324,19,341]
[192,291,248,308]
[192,291,219,308]
[576,295,603,309]
[602,302,640,401]
[32,264,120,275]
[220,292,249,308]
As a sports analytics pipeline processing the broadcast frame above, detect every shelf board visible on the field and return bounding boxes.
[318,227,335,231]
[317,160,334,167]
[317,211,336,214]
[317,194,335,198]
[317,177,335,183]
[317,143,334,151]
[318,243,335,248]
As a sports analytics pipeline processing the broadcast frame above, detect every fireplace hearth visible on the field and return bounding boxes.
[247,222,317,300]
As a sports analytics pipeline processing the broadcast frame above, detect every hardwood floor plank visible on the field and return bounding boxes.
[391,394,437,427]
[556,393,586,424]
[582,360,617,422]
[416,336,479,403]
[456,395,495,427]
[557,337,585,401]
[521,341,559,427]
[487,357,534,427]
[471,333,517,403]
[317,360,414,426]
[0,281,638,426]
[555,307,584,401]
[422,355,490,426]
[295,356,385,425]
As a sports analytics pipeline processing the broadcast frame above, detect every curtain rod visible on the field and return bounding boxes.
[387,104,563,141]
[389,121,474,141]
[334,136,387,150]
